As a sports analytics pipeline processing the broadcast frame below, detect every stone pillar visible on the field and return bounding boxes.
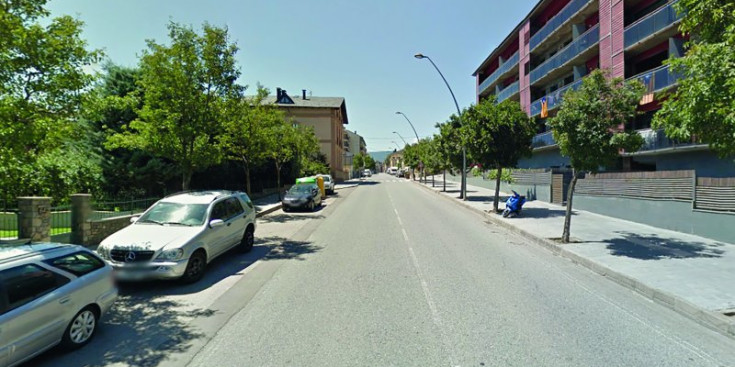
[71,194,92,246]
[669,37,685,58]
[17,197,51,242]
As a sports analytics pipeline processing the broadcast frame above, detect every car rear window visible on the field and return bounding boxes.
[45,251,105,277]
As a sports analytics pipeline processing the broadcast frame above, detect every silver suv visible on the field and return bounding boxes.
[97,191,257,283]
[0,243,117,367]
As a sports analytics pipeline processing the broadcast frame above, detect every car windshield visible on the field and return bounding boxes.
[322,176,330,182]
[288,185,314,194]
[137,202,208,226]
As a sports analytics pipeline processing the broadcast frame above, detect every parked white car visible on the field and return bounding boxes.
[0,243,117,367]
[317,174,335,194]
[96,191,256,283]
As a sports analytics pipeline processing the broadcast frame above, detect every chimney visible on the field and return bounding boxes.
[276,87,282,100]
[302,89,307,100]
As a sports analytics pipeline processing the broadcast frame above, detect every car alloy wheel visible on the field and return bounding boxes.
[241,227,254,253]
[61,307,98,349]
[182,251,206,283]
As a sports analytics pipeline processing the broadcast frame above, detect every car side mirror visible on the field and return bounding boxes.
[130,216,139,223]
[209,219,225,228]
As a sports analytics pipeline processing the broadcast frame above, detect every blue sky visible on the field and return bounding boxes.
[48,0,535,152]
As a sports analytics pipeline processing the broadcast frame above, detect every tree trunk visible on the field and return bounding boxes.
[460,169,465,199]
[561,170,579,243]
[443,169,446,192]
[275,162,282,201]
[244,161,252,196]
[493,166,502,213]
[432,172,435,187]
[182,166,193,191]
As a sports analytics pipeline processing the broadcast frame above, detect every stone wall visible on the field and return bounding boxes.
[87,215,134,247]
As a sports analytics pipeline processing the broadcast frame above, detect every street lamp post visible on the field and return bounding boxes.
[391,141,401,150]
[392,131,408,146]
[414,53,467,200]
[395,112,423,182]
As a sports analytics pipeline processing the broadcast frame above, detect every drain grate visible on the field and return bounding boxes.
[721,310,735,317]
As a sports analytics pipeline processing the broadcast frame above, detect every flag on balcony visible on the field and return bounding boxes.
[640,73,655,105]
[540,97,548,118]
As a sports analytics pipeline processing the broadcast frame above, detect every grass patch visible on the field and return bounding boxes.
[0,227,71,239]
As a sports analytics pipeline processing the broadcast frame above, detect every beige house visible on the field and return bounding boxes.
[343,129,367,177]
[387,150,404,169]
[267,88,350,181]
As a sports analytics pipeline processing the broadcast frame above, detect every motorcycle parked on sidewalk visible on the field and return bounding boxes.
[502,190,526,218]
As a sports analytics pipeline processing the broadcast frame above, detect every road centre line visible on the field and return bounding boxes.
[387,190,458,367]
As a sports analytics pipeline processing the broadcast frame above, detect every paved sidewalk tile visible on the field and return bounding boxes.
[421,175,735,313]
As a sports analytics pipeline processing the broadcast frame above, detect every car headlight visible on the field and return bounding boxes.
[156,248,184,261]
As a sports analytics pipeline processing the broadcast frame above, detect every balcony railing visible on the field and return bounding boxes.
[530,78,583,116]
[529,0,595,51]
[530,24,599,85]
[624,1,682,49]
[636,128,702,152]
[478,51,520,95]
[628,64,681,93]
[496,81,520,103]
[531,131,556,149]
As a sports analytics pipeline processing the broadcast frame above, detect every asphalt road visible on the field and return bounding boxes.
[30,191,346,367]
[186,173,735,367]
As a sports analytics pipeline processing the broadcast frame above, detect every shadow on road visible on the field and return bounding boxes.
[603,231,726,260]
[259,212,326,223]
[31,235,319,367]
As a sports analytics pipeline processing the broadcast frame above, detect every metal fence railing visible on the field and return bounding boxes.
[50,205,72,236]
[0,208,18,240]
[91,197,159,221]
[478,51,520,95]
[496,80,520,103]
[530,24,600,84]
[624,1,682,49]
[530,0,596,51]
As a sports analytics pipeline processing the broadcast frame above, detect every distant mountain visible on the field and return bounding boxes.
[369,150,393,163]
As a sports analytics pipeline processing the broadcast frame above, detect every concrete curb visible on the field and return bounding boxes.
[413,181,735,339]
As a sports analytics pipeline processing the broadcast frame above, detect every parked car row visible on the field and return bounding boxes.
[282,174,336,212]
[0,190,259,366]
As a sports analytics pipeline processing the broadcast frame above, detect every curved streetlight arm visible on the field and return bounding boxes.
[392,131,408,145]
[417,56,462,117]
[416,53,467,199]
[395,112,420,143]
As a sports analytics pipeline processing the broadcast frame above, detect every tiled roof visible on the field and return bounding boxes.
[262,95,345,109]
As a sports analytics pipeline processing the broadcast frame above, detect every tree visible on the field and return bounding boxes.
[107,22,242,190]
[549,69,645,243]
[652,0,735,157]
[435,112,468,194]
[85,63,178,198]
[364,154,376,172]
[222,85,278,195]
[294,125,326,177]
[0,0,103,202]
[463,98,535,212]
[353,153,365,170]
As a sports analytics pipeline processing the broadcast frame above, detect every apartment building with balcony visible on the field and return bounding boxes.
[474,0,735,177]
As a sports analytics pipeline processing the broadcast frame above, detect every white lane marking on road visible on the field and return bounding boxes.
[387,191,458,367]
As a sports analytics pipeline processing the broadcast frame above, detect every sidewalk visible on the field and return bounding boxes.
[418,175,735,336]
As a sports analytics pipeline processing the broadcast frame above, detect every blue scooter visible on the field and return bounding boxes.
[502,190,526,218]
